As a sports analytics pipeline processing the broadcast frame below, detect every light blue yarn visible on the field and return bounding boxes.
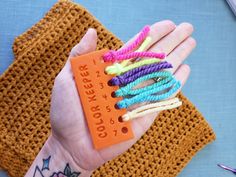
[117,81,181,109]
[116,76,174,97]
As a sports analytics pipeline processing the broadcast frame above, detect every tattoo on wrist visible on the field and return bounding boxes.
[33,155,81,177]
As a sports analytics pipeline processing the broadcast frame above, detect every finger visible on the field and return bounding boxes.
[122,20,176,51]
[166,37,196,73]
[174,64,191,89]
[149,23,194,55]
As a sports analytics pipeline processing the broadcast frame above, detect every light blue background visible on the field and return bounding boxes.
[0,0,236,176]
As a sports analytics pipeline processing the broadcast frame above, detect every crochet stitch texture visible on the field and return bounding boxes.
[0,1,215,176]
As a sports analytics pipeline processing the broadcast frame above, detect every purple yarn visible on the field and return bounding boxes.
[110,76,123,86]
[122,61,169,78]
[110,61,172,86]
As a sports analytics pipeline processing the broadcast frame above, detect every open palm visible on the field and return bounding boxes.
[50,20,196,171]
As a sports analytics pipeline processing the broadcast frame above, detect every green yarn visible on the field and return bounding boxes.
[105,59,160,75]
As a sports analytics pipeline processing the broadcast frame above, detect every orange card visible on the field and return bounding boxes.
[70,49,134,149]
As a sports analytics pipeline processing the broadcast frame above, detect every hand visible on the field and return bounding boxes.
[50,20,196,172]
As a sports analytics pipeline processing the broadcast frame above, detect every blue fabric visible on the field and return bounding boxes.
[0,0,236,177]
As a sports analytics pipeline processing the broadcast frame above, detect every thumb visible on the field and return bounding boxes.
[59,28,97,74]
[69,28,97,58]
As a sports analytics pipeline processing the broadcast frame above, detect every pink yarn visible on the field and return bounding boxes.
[103,25,166,62]
[112,52,165,61]
[116,25,150,55]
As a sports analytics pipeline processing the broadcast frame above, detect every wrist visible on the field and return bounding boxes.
[25,135,93,177]
[47,135,93,176]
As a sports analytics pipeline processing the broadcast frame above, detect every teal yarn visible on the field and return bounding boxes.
[115,71,181,109]
[116,81,181,109]
[115,76,174,97]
